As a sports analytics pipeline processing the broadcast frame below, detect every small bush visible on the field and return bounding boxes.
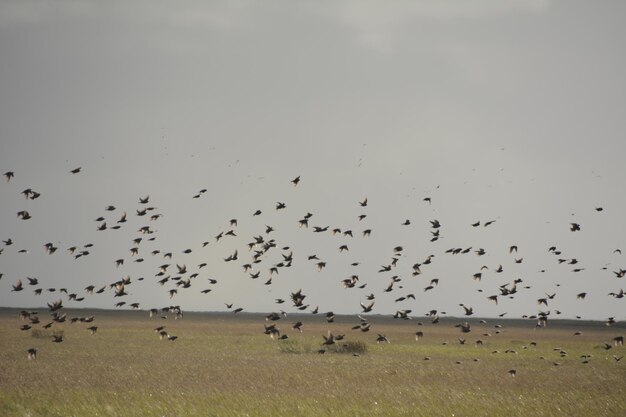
[277,339,368,355]
[328,341,368,355]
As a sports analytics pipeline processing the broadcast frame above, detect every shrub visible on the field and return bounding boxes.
[328,341,368,355]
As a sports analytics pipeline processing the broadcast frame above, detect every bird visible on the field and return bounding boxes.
[70,167,81,174]
[12,279,23,292]
[322,331,335,346]
[360,301,374,313]
[460,304,474,316]
[27,348,37,359]
[4,171,14,181]
[291,176,300,186]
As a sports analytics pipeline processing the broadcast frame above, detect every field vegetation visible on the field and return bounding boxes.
[0,308,625,417]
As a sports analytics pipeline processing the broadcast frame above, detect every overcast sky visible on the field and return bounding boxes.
[1,0,625,321]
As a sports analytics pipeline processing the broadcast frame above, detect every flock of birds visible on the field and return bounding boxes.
[2,168,625,374]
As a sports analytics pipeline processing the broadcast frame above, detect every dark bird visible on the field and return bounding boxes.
[224,250,238,262]
[12,279,23,292]
[27,348,37,359]
[4,171,14,182]
[322,331,335,346]
[70,167,81,174]
[326,312,335,323]
[291,176,300,186]
[456,322,471,333]
[360,301,375,313]
[570,223,581,232]
[460,304,474,316]
[359,198,368,207]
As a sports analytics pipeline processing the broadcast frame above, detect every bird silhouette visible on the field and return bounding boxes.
[25,347,38,360]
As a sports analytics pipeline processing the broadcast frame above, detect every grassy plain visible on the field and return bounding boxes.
[0,308,625,417]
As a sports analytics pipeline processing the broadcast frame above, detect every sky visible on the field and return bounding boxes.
[1,0,625,321]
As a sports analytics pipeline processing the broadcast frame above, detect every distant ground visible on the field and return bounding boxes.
[0,308,625,417]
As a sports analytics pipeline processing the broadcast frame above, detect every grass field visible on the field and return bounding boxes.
[0,308,625,417]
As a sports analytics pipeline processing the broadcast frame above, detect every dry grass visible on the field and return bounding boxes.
[0,308,625,416]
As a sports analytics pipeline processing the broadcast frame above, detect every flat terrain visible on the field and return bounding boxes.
[0,308,625,417]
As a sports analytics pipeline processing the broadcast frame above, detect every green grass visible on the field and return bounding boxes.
[0,309,625,416]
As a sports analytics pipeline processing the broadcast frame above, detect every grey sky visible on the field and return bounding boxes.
[1,0,625,320]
